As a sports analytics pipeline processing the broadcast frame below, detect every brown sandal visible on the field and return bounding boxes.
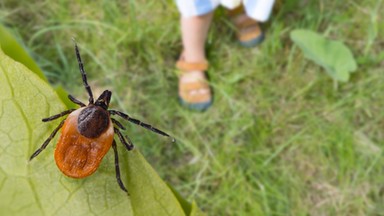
[228,6,265,47]
[176,58,212,111]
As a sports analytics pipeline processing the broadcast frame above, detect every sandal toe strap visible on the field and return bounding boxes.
[179,80,211,103]
[176,60,209,72]
[180,81,209,92]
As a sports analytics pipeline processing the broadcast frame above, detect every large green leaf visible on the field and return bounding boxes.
[0,45,132,215]
[290,29,357,82]
[0,46,197,215]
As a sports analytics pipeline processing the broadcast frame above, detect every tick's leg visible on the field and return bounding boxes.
[109,110,175,142]
[68,95,86,107]
[42,109,76,122]
[114,128,134,151]
[112,140,128,193]
[72,39,94,104]
[29,119,65,161]
[112,118,125,130]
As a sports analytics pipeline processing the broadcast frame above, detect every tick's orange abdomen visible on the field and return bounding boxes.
[54,108,114,178]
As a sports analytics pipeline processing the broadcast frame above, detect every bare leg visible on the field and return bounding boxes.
[181,12,213,63]
[178,13,214,108]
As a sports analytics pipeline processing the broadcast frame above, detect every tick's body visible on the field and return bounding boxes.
[29,41,173,192]
[55,107,114,178]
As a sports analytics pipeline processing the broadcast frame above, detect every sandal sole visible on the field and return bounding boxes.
[178,96,212,111]
[239,32,265,47]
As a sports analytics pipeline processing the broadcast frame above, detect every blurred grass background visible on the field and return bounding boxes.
[1,0,383,215]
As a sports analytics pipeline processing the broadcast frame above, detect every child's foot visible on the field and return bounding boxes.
[176,59,212,111]
[228,6,265,47]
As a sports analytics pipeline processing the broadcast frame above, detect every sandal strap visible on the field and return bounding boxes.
[180,82,211,103]
[234,16,259,29]
[227,5,245,17]
[176,60,209,72]
[228,6,259,29]
[180,80,209,91]
[238,25,262,41]
[180,90,211,103]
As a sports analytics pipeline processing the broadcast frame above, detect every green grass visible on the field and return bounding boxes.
[1,0,384,215]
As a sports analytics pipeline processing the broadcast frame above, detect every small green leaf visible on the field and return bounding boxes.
[126,149,186,216]
[167,183,193,214]
[190,201,206,216]
[166,184,205,215]
[0,24,72,109]
[0,25,46,81]
[290,29,357,82]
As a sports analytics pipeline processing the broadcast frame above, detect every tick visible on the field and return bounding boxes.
[29,41,174,192]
